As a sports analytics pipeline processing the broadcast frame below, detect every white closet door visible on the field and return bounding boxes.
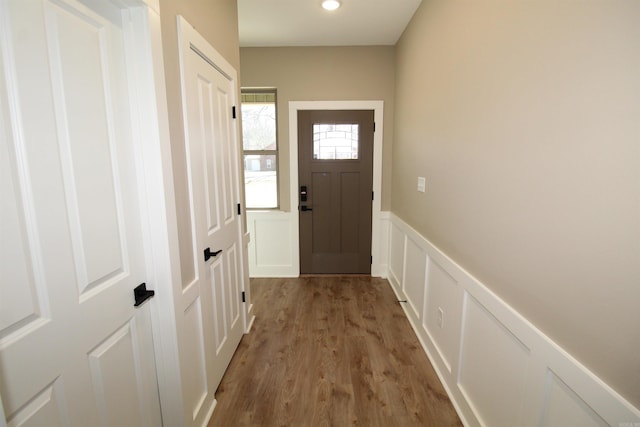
[1,1,161,425]
[177,17,245,425]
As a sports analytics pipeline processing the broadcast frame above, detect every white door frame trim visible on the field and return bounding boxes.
[121,3,184,426]
[288,100,384,276]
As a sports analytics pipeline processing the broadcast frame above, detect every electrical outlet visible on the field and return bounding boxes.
[437,307,444,328]
[417,176,426,193]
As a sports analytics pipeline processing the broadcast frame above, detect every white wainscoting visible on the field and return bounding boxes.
[247,211,299,277]
[387,213,640,427]
[247,211,390,278]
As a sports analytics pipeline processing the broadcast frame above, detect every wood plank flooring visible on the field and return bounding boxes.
[208,276,462,426]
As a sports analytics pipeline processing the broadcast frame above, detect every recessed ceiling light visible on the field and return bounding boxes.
[322,0,341,11]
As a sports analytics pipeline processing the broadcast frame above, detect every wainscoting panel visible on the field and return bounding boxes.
[255,218,291,266]
[540,370,608,427]
[386,213,640,427]
[458,293,531,426]
[247,210,390,278]
[403,236,426,320]
[371,212,390,277]
[247,211,298,277]
[388,221,405,293]
[423,257,462,374]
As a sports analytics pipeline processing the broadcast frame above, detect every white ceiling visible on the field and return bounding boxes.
[238,0,423,47]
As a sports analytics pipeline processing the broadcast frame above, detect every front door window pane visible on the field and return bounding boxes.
[313,123,359,160]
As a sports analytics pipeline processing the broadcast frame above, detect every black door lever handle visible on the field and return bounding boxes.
[204,247,223,262]
[300,205,313,211]
[134,283,155,307]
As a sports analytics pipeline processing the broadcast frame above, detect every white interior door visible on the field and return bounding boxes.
[0,1,162,425]
[177,17,245,425]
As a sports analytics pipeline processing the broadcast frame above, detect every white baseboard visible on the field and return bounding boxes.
[387,213,640,427]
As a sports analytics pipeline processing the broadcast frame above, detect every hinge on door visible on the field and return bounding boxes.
[371,255,373,264]
[242,291,246,303]
[237,203,241,215]
[373,122,376,132]
[372,191,374,201]
[232,106,237,119]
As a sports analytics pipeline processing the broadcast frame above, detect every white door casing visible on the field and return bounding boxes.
[0,0,181,425]
[177,16,246,426]
[288,101,385,277]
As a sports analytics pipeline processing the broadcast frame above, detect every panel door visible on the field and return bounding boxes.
[298,110,374,274]
[179,28,244,424]
[0,1,161,425]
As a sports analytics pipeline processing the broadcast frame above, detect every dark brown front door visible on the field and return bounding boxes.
[298,110,374,274]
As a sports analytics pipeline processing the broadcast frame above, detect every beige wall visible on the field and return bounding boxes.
[240,46,396,211]
[159,0,241,285]
[393,0,640,407]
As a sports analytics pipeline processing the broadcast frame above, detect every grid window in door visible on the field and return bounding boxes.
[241,89,279,209]
[313,123,359,160]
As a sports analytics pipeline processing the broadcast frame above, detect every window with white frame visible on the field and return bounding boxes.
[241,89,279,209]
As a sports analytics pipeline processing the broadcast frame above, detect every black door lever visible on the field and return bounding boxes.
[300,205,313,211]
[204,247,223,261]
[134,283,155,307]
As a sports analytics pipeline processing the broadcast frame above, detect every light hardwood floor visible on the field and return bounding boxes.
[208,276,462,426]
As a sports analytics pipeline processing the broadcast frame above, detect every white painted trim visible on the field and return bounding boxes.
[119,3,184,426]
[288,100,384,276]
[373,211,390,278]
[247,210,299,277]
[246,210,390,279]
[242,231,255,333]
[387,213,640,426]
